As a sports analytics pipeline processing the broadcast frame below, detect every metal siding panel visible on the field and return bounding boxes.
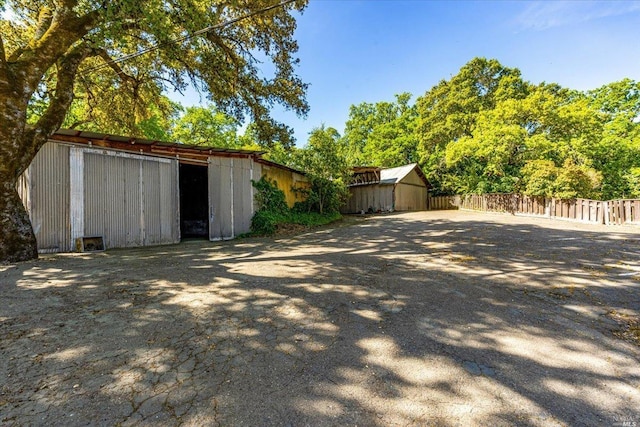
[243,159,253,233]
[85,153,130,249]
[395,183,427,211]
[233,158,252,236]
[143,160,161,244]
[173,161,181,241]
[124,157,142,247]
[69,147,84,248]
[26,142,71,252]
[395,184,407,210]
[209,157,234,240]
[208,157,222,240]
[17,169,30,214]
[158,160,180,244]
[219,158,233,238]
[344,185,394,213]
[83,150,179,250]
[83,152,102,239]
[252,161,261,216]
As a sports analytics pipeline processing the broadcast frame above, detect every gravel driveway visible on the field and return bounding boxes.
[1,210,639,426]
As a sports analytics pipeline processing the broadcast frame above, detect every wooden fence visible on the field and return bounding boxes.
[428,194,640,226]
[428,195,460,210]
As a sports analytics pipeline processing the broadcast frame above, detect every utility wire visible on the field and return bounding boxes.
[81,0,297,76]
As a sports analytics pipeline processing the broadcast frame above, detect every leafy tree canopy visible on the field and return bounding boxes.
[170,105,242,148]
[342,93,419,168]
[337,57,640,200]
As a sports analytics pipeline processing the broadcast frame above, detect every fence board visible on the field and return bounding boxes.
[438,193,639,226]
[428,196,459,210]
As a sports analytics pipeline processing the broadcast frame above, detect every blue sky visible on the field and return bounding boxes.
[176,0,640,145]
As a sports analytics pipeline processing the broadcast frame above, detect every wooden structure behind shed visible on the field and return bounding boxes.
[18,129,307,253]
[342,163,430,213]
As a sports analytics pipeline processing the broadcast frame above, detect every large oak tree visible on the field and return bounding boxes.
[0,0,308,263]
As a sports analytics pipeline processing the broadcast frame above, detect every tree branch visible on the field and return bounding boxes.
[20,43,92,171]
[68,119,92,129]
[11,5,101,97]
[93,48,137,84]
[0,34,7,83]
[33,7,54,43]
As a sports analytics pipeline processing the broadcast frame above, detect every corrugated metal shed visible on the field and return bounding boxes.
[342,163,430,214]
[19,129,304,253]
[18,143,71,252]
[82,149,179,249]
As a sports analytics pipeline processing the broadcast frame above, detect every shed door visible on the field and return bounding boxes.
[208,157,234,240]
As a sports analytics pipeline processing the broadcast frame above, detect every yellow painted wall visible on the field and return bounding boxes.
[261,164,309,207]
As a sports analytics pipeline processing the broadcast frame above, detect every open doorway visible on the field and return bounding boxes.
[179,163,209,239]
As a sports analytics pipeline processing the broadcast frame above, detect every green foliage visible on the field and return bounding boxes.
[7,0,310,145]
[299,126,349,180]
[416,58,527,191]
[252,177,289,215]
[250,209,287,236]
[409,58,640,199]
[293,175,349,215]
[249,176,341,236]
[170,105,242,148]
[333,57,640,200]
[250,177,288,235]
[625,168,640,198]
[250,126,351,235]
[342,93,419,167]
[294,126,350,214]
[554,159,602,199]
[521,160,558,197]
[521,159,602,199]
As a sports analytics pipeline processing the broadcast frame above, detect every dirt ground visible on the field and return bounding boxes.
[1,210,639,426]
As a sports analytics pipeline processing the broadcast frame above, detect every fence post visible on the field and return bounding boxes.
[603,201,609,225]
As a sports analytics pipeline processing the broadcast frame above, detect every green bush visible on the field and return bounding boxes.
[291,176,348,214]
[251,177,289,214]
[250,210,285,235]
[249,176,342,236]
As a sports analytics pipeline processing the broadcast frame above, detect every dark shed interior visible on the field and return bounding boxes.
[179,163,209,238]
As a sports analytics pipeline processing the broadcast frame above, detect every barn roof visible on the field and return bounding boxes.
[350,163,429,188]
[47,128,309,175]
[381,163,418,184]
[52,129,265,159]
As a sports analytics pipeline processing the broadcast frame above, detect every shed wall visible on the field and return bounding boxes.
[260,164,308,207]
[232,158,254,236]
[208,157,233,240]
[402,169,426,187]
[208,157,257,240]
[83,149,179,249]
[20,138,263,252]
[342,185,394,213]
[394,183,428,211]
[18,142,71,252]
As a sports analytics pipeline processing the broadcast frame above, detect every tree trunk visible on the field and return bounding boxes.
[0,177,38,263]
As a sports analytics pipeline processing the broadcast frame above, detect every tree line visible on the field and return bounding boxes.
[337,58,640,200]
[84,58,639,201]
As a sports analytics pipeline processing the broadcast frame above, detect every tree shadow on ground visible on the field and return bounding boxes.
[1,211,639,426]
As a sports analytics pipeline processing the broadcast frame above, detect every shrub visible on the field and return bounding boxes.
[252,177,288,214]
[250,210,286,235]
[249,176,342,236]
